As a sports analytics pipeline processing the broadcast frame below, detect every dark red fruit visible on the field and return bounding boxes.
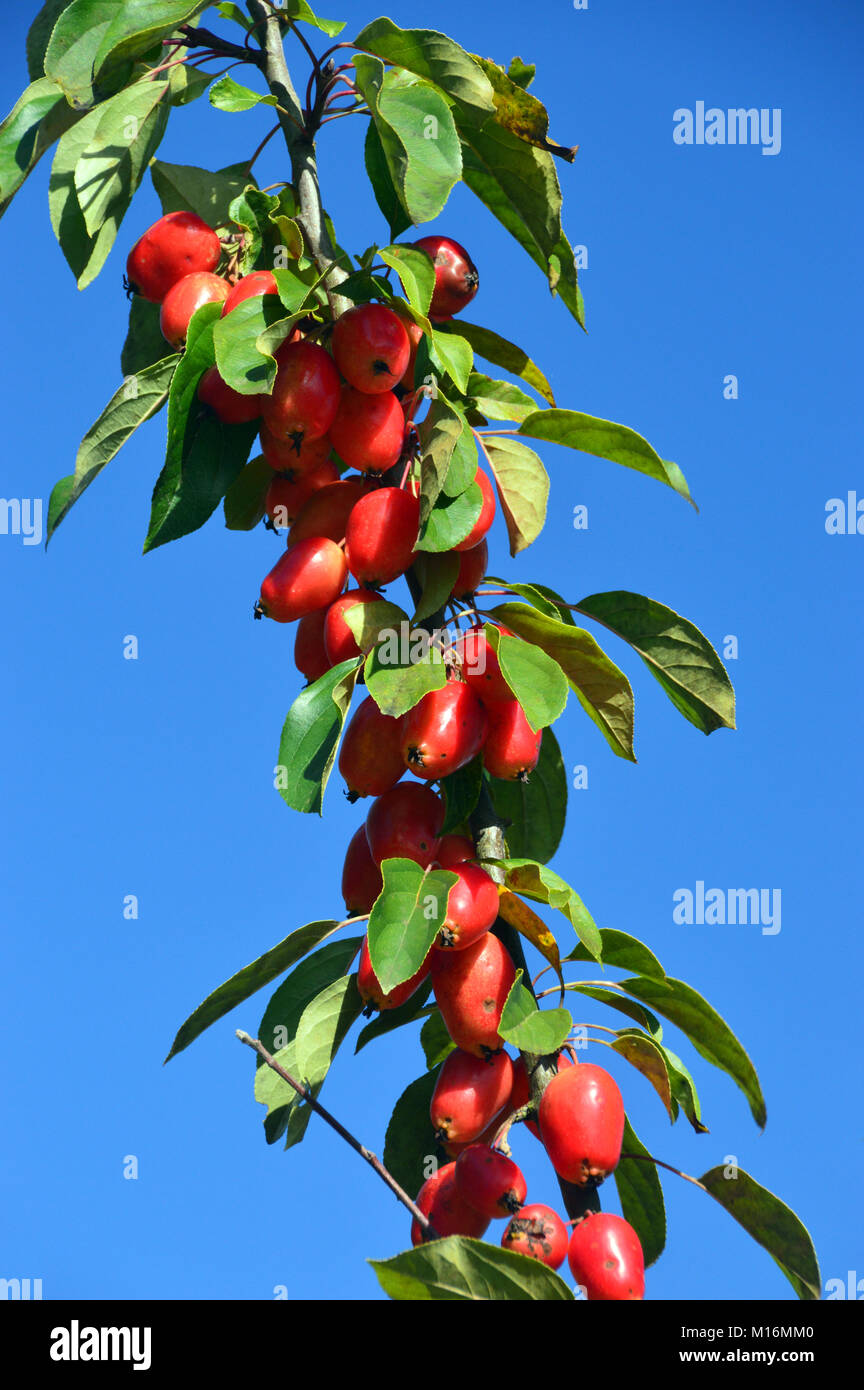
[293,608,331,684]
[332,303,411,394]
[455,467,496,552]
[126,212,220,303]
[197,365,262,424]
[287,479,366,547]
[264,461,341,528]
[338,695,406,798]
[323,588,380,665]
[345,487,419,586]
[538,1063,625,1187]
[436,864,499,951]
[365,783,444,868]
[430,931,516,1057]
[259,422,333,477]
[450,539,487,598]
[357,935,429,1012]
[396,313,424,390]
[257,536,347,623]
[436,834,475,869]
[329,386,405,473]
[455,1145,527,1219]
[160,271,230,348]
[502,1204,569,1269]
[341,824,383,914]
[261,341,341,446]
[221,270,278,315]
[401,681,488,781]
[411,1161,489,1245]
[430,1049,513,1145]
[567,1212,645,1300]
[483,700,542,781]
[510,1051,574,1139]
[454,625,514,706]
[413,235,479,321]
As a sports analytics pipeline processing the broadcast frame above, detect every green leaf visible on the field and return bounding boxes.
[485,625,568,731]
[212,292,289,395]
[294,975,365,1085]
[498,971,572,1053]
[470,54,576,162]
[519,410,693,506]
[506,56,535,91]
[614,1115,666,1268]
[428,329,473,395]
[253,1037,306,1146]
[46,476,76,541]
[420,1011,455,1069]
[486,576,574,625]
[92,2,211,84]
[275,659,358,815]
[410,550,459,623]
[120,297,172,376]
[223,453,271,531]
[144,303,257,551]
[354,58,462,225]
[440,757,483,836]
[343,599,410,656]
[258,938,362,1058]
[383,1067,441,1195]
[662,1045,709,1133]
[480,436,548,556]
[416,480,482,553]
[565,983,663,1038]
[498,859,601,962]
[164,918,345,1061]
[150,158,253,227]
[575,591,736,735]
[489,602,636,762]
[74,80,169,237]
[0,76,81,218]
[355,984,434,1055]
[466,374,538,424]
[488,724,566,863]
[285,0,345,37]
[699,1167,821,1300]
[417,395,462,525]
[354,18,495,114]
[364,634,447,718]
[564,927,665,981]
[47,355,177,545]
[620,976,766,1127]
[379,243,434,316]
[209,73,277,113]
[216,2,252,29]
[167,59,213,107]
[363,120,411,240]
[27,1,77,81]
[440,407,478,498]
[45,0,207,109]
[612,1029,674,1121]
[370,1235,575,1301]
[439,320,555,406]
[367,858,455,994]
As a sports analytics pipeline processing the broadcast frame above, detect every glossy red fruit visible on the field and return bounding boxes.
[502,1204,569,1270]
[341,824,383,914]
[437,864,499,951]
[365,783,444,868]
[401,681,488,781]
[454,625,514,706]
[257,536,347,623]
[397,314,424,390]
[455,1145,527,1219]
[126,212,220,303]
[357,935,429,1012]
[332,303,411,394]
[413,235,479,320]
[159,271,230,348]
[329,386,405,474]
[450,539,487,598]
[286,479,365,547]
[261,341,341,446]
[411,1162,489,1246]
[345,487,419,586]
[430,931,516,1057]
[510,1051,574,1139]
[430,1049,513,1145]
[483,700,542,781]
[293,607,331,684]
[436,834,475,869]
[197,365,263,424]
[259,422,333,477]
[221,270,278,315]
[455,467,496,552]
[323,588,380,665]
[538,1063,625,1187]
[264,461,341,528]
[568,1212,645,1300]
[339,696,405,798]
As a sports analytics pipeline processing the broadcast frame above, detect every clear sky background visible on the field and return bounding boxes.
[2,0,862,1302]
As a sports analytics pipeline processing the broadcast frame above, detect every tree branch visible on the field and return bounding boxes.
[179,23,260,64]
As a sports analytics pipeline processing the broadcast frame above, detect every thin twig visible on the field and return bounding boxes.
[620,1153,708,1192]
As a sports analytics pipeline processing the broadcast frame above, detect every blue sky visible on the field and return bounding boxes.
[1,0,861,1301]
